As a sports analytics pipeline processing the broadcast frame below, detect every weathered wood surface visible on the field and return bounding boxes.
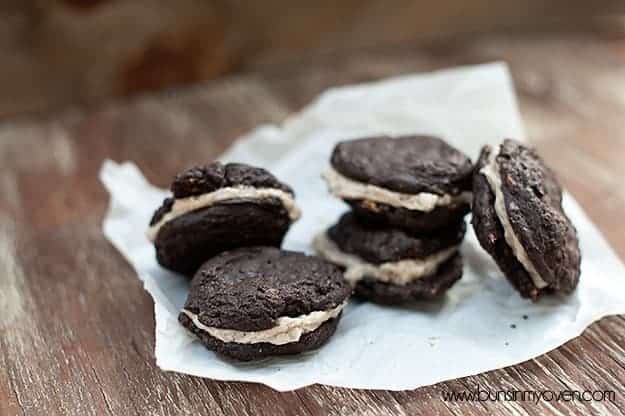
[2,1,623,119]
[1,33,625,415]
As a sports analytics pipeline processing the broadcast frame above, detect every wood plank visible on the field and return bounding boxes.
[1,33,624,415]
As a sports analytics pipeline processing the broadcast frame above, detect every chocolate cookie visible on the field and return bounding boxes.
[472,139,581,300]
[178,246,352,361]
[313,213,464,304]
[324,135,473,233]
[148,162,300,275]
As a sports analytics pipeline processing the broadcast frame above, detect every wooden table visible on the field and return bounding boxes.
[1,33,624,415]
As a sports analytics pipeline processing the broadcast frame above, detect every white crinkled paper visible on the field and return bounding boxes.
[101,62,625,391]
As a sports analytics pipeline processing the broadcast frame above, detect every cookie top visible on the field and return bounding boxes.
[327,212,465,264]
[475,139,580,294]
[330,135,473,195]
[183,247,352,332]
[171,162,293,198]
[150,162,294,226]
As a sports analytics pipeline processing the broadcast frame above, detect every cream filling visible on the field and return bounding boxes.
[480,147,548,289]
[313,232,458,285]
[147,186,300,241]
[322,167,472,212]
[181,301,346,345]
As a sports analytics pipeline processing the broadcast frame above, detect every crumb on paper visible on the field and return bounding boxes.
[427,336,440,347]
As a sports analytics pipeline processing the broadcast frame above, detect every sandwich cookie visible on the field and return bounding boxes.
[148,162,300,275]
[314,212,465,304]
[324,135,473,233]
[472,139,581,300]
[179,247,352,361]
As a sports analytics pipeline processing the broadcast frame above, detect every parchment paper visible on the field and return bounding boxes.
[101,62,625,391]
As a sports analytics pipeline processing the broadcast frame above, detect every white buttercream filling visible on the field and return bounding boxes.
[181,301,346,345]
[480,147,548,289]
[322,167,472,212]
[147,186,300,241]
[313,232,458,285]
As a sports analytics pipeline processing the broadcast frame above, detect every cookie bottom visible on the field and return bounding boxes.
[354,254,463,305]
[347,199,470,234]
[154,198,291,276]
[179,314,341,361]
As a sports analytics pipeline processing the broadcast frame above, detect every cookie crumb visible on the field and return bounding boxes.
[427,336,440,347]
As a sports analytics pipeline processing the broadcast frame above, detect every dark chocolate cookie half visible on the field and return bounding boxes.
[330,135,473,195]
[148,162,299,275]
[346,199,470,234]
[179,247,352,361]
[354,253,463,304]
[169,162,293,200]
[327,212,465,264]
[472,139,581,300]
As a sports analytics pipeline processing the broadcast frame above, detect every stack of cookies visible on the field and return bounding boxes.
[314,135,474,304]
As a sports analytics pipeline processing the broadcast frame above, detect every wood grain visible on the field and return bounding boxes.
[1,33,624,415]
[2,0,624,119]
